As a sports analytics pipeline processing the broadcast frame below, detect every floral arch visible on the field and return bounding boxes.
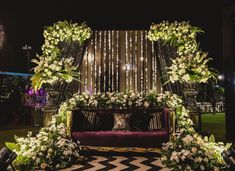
[5,20,230,171]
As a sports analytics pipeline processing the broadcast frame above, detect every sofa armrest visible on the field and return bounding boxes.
[163,108,170,138]
[66,110,73,138]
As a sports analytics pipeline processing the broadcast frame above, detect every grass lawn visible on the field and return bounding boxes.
[0,126,40,149]
[201,112,225,142]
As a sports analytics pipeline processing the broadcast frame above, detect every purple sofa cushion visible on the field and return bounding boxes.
[72,130,168,148]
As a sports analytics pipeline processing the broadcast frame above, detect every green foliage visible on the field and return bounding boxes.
[5,142,19,151]
[209,134,215,143]
[13,155,34,171]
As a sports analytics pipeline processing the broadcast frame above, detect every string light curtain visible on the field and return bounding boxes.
[78,30,162,94]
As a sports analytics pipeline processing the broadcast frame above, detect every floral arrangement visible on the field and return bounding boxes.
[167,51,217,83]
[160,98,231,170]
[57,90,184,123]
[147,21,203,56]
[31,21,91,90]
[58,90,177,111]
[161,129,231,171]
[6,116,80,170]
[148,21,217,84]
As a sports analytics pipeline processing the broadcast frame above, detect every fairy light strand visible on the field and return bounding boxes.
[140,30,144,91]
[99,31,102,91]
[111,30,114,91]
[116,31,119,91]
[145,30,148,92]
[94,31,97,92]
[130,30,133,90]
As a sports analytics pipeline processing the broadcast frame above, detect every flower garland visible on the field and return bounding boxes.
[31,21,91,90]
[147,21,203,56]
[147,22,227,170]
[147,21,217,84]
[167,51,217,83]
[5,20,91,170]
[57,90,184,123]
[161,106,231,171]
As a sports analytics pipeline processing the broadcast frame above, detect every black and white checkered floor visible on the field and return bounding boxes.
[61,152,169,171]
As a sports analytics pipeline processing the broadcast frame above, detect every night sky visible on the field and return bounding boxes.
[0,0,234,73]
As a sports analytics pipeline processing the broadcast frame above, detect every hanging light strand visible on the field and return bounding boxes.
[108,31,111,91]
[140,30,144,91]
[98,31,102,92]
[134,31,138,91]
[130,30,133,90]
[111,30,114,91]
[145,31,148,92]
[116,31,119,91]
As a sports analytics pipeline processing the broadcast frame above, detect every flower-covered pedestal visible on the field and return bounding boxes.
[183,83,201,132]
[183,83,198,109]
[43,85,61,126]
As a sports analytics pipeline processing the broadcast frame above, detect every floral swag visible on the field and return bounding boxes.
[147,21,217,84]
[148,21,230,170]
[31,21,91,90]
[6,21,91,171]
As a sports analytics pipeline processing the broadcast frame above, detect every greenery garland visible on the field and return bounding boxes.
[31,21,91,90]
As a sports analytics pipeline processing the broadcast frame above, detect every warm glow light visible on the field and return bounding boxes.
[218,74,224,80]
[123,63,132,71]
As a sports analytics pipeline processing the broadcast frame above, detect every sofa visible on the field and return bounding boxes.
[70,108,169,149]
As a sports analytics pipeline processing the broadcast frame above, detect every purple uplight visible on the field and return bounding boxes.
[26,88,46,96]
[25,87,47,108]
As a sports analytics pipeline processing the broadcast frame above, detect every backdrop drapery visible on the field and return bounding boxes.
[62,30,182,95]
[78,30,162,93]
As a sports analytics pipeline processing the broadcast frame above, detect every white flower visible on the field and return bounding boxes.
[144,101,149,108]
[41,146,47,151]
[36,158,40,164]
[48,148,53,154]
[182,135,193,145]
[41,163,47,169]
[170,151,179,162]
[56,164,61,168]
[191,147,197,153]
[200,165,205,170]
